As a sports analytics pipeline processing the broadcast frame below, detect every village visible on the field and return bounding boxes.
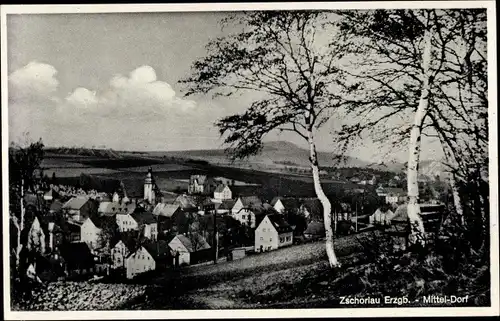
[14,166,445,284]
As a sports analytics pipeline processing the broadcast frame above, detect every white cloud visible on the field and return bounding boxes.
[68,65,195,118]
[9,61,59,103]
[66,87,98,106]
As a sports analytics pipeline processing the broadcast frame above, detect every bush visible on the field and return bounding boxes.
[349,223,490,306]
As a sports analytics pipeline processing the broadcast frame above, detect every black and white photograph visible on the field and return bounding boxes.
[2,2,498,319]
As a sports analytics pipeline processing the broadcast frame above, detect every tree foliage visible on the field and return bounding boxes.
[181,11,347,159]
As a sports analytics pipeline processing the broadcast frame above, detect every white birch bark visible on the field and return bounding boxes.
[306,122,339,267]
[407,28,433,242]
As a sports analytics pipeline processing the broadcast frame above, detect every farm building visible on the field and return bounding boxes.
[168,233,211,266]
[254,214,293,252]
[125,240,170,279]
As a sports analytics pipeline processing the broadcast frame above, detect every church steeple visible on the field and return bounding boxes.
[144,167,155,204]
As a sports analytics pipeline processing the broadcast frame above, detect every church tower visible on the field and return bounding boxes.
[144,167,155,204]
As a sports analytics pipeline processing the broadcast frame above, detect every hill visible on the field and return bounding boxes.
[152,141,405,173]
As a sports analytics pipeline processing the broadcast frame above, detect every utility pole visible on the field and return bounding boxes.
[213,208,218,264]
[355,202,358,232]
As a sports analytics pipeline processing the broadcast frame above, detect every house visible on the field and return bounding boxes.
[231,196,265,228]
[271,197,299,214]
[173,194,198,212]
[59,242,97,278]
[369,207,395,226]
[168,233,211,266]
[80,216,117,250]
[43,189,60,202]
[116,211,158,240]
[303,221,326,240]
[254,214,293,252]
[188,175,217,195]
[111,238,135,270]
[152,203,183,232]
[216,199,236,215]
[213,184,232,201]
[98,201,136,216]
[125,240,170,279]
[385,188,407,204]
[62,196,97,223]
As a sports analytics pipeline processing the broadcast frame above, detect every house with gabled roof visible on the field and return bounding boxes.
[125,240,170,279]
[110,235,138,270]
[98,201,136,216]
[369,207,395,226]
[216,199,236,215]
[188,175,217,195]
[80,215,117,250]
[271,197,300,214]
[255,214,293,252]
[168,233,211,266]
[152,203,183,232]
[62,196,98,223]
[214,184,232,201]
[231,196,266,228]
[115,211,158,240]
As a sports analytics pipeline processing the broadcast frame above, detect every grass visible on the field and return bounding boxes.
[115,234,366,310]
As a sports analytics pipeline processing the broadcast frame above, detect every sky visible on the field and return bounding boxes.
[6,11,443,163]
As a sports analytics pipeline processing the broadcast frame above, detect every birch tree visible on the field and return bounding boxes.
[9,136,45,271]
[335,9,487,241]
[180,11,347,267]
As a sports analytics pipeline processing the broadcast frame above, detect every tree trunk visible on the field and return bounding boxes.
[449,174,464,225]
[307,127,339,267]
[407,28,432,242]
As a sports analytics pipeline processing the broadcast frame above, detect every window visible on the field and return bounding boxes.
[260,237,263,241]
[242,215,246,220]
[269,238,272,242]
[280,237,284,243]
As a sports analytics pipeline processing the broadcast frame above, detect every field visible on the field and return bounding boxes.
[40,150,363,198]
